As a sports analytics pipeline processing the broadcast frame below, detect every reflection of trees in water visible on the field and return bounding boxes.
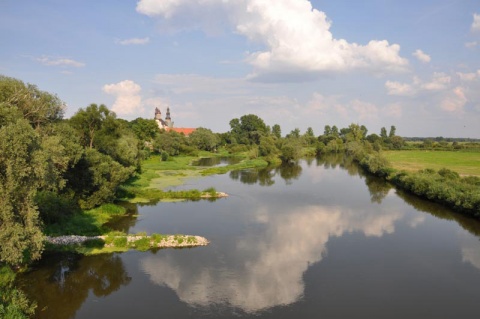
[103,201,138,233]
[229,162,302,186]
[18,253,131,319]
[276,163,302,185]
[316,153,359,175]
[364,175,393,204]
[396,189,480,238]
[317,153,393,204]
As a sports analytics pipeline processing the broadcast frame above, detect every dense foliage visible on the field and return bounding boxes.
[0,77,145,266]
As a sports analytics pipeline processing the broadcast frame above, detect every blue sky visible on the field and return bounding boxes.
[1,0,479,137]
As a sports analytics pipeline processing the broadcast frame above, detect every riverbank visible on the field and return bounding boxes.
[42,151,268,254]
[358,150,480,218]
[118,152,268,203]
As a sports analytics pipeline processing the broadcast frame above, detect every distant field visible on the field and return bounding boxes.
[383,150,480,176]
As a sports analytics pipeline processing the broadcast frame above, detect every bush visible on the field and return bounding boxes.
[160,151,169,161]
[133,237,151,251]
[35,191,79,224]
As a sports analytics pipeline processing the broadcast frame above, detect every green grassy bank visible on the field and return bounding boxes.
[384,150,480,176]
[359,150,480,218]
[44,151,270,251]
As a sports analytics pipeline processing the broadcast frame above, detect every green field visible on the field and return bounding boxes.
[384,150,480,176]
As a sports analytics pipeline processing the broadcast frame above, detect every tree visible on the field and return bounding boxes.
[390,135,405,149]
[380,127,388,139]
[0,75,65,130]
[389,125,396,138]
[0,119,44,265]
[189,127,220,151]
[345,123,365,142]
[73,149,134,209]
[259,136,279,158]
[69,104,114,149]
[287,128,301,139]
[153,130,188,156]
[229,114,268,145]
[304,127,316,145]
[129,118,159,142]
[324,125,332,136]
[272,124,281,139]
[279,140,302,163]
[331,125,339,138]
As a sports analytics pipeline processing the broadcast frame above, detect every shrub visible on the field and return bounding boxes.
[113,237,127,248]
[133,237,151,251]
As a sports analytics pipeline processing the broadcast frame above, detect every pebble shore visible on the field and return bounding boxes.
[45,234,209,248]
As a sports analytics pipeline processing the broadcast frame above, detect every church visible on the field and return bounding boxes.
[154,107,196,136]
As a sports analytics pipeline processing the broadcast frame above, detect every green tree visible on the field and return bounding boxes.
[390,135,405,149]
[74,149,134,209]
[129,118,159,142]
[0,75,65,130]
[189,127,220,151]
[345,123,365,142]
[0,119,44,265]
[153,130,188,156]
[272,124,282,139]
[331,125,339,138]
[380,127,388,139]
[259,135,279,159]
[324,125,332,136]
[279,140,302,163]
[229,114,268,145]
[389,125,396,138]
[287,128,301,139]
[69,104,113,149]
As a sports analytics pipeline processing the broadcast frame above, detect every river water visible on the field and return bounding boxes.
[18,155,480,318]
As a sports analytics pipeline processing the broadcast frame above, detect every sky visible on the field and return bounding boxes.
[1,0,480,138]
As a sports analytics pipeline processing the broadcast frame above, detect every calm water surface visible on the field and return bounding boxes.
[19,155,480,318]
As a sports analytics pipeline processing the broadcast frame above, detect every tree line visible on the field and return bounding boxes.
[2,74,479,268]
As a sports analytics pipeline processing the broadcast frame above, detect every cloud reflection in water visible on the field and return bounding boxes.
[141,204,405,312]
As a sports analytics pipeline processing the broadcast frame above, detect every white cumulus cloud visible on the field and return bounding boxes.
[102,80,143,115]
[441,87,467,112]
[412,49,431,63]
[117,37,150,45]
[136,0,409,80]
[472,13,480,32]
[386,72,451,96]
[385,80,415,96]
[422,72,451,91]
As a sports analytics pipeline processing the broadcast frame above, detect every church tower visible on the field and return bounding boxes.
[165,107,173,128]
[154,107,162,121]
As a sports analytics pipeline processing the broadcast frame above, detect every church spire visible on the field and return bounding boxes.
[165,107,173,127]
[166,107,171,120]
[154,107,162,120]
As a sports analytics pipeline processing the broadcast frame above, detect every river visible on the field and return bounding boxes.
[18,155,480,318]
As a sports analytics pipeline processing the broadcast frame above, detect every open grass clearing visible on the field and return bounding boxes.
[384,150,480,176]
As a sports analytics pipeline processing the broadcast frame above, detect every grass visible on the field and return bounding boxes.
[44,204,127,236]
[201,158,269,175]
[119,153,269,203]
[384,150,480,176]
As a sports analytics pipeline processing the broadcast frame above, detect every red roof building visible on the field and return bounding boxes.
[166,127,196,136]
[155,107,196,136]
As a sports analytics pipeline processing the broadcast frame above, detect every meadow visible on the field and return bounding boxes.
[383,150,480,176]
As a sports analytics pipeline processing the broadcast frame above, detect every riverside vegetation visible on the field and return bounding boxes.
[1,75,480,318]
